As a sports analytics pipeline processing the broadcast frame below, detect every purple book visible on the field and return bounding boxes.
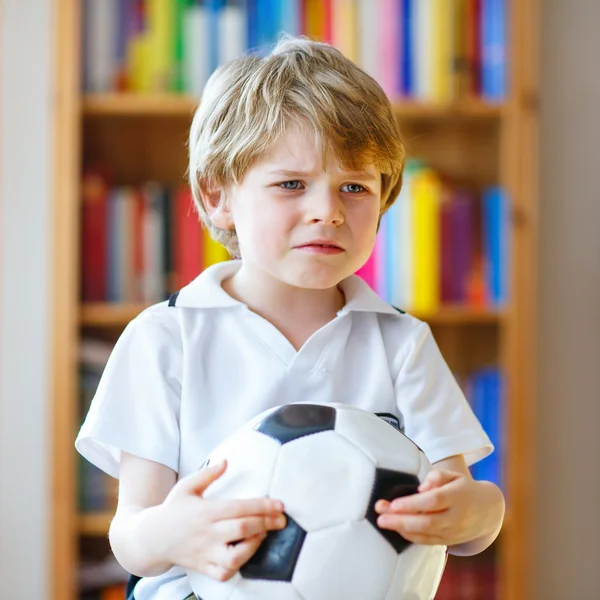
[440,194,455,304]
[451,191,474,304]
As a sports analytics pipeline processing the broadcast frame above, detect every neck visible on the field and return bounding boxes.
[222,263,345,346]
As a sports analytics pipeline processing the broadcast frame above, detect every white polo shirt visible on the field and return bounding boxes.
[76,259,492,600]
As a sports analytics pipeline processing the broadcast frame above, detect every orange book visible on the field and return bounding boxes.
[304,0,326,41]
[465,0,482,97]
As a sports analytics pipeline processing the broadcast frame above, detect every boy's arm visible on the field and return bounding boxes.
[109,452,288,580]
[108,453,179,577]
[374,454,505,556]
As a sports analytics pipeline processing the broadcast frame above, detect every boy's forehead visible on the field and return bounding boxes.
[257,128,379,179]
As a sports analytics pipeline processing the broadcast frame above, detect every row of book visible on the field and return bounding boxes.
[356,160,509,314]
[78,336,503,511]
[80,162,510,311]
[82,0,506,102]
[80,170,229,304]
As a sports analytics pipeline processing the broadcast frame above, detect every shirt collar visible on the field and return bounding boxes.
[175,259,400,317]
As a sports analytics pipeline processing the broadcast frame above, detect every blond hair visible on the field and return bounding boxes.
[188,35,406,256]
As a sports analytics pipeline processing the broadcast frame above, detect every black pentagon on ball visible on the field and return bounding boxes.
[366,468,421,554]
[254,404,336,445]
[240,513,307,582]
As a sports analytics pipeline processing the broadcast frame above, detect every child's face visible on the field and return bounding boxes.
[221,124,382,290]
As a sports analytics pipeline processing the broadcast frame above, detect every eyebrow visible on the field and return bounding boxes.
[267,168,379,181]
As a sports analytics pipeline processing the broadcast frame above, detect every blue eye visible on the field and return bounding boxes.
[279,180,303,190]
[342,183,366,193]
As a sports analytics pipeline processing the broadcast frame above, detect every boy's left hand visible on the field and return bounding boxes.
[374,469,503,548]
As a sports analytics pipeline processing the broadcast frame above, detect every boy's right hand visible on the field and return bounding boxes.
[156,460,286,582]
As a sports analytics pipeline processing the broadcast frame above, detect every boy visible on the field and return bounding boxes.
[76,36,504,600]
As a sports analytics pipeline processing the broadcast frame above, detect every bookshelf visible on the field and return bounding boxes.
[51,1,538,599]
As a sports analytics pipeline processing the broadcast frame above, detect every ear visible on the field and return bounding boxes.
[199,183,234,230]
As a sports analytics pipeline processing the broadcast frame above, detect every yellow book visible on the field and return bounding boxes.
[412,168,441,314]
[333,0,358,62]
[127,32,151,93]
[431,0,453,102]
[438,0,454,102]
[147,0,175,92]
[203,231,230,269]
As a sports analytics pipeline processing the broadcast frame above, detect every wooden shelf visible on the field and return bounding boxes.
[82,93,504,120]
[79,512,113,536]
[80,302,505,328]
[83,93,200,117]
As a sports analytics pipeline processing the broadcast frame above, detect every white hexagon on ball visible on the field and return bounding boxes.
[335,407,424,474]
[292,519,399,600]
[202,429,281,501]
[268,430,375,532]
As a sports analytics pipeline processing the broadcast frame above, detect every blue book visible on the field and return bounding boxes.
[482,186,509,306]
[267,0,282,43]
[468,371,487,482]
[255,0,273,52]
[481,0,507,101]
[470,368,503,489]
[280,0,299,37]
[382,201,400,305]
[207,0,223,73]
[246,0,259,51]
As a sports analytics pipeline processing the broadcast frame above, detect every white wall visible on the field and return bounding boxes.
[535,1,600,598]
[0,0,52,596]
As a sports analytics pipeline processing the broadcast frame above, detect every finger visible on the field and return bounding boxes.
[385,529,447,546]
[210,498,285,521]
[215,514,287,544]
[387,488,450,514]
[216,532,267,574]
[418,469,459,492]
[203,561,237,583]
[177,460,227,496]
[377,512,446,537]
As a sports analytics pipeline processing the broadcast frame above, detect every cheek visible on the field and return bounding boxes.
[234,203,292,255]
[351,203,381,240]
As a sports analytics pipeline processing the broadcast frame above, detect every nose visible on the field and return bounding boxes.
[304,188,344,226]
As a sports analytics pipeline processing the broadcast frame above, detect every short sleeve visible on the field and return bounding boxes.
[75,310,182,479]
[395,321,493,467]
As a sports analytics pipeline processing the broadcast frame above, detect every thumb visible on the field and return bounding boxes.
[177,459,227,496]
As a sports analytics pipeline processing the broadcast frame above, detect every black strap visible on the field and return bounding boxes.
[126,574,199,600]
[125,575,142,600]
[168,291,180,307]
[393,305,406,314]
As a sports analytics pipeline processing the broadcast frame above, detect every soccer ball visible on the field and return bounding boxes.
[187,403,447,600]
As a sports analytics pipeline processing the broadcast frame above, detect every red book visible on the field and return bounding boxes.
[323,0,334,44]
[80,170,109,302]
[132,188,145,302]
[174,186,203,289]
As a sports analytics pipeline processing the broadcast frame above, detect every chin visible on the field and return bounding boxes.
[284,265,352,290]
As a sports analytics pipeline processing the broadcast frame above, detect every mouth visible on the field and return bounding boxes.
[295,241,345,254]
